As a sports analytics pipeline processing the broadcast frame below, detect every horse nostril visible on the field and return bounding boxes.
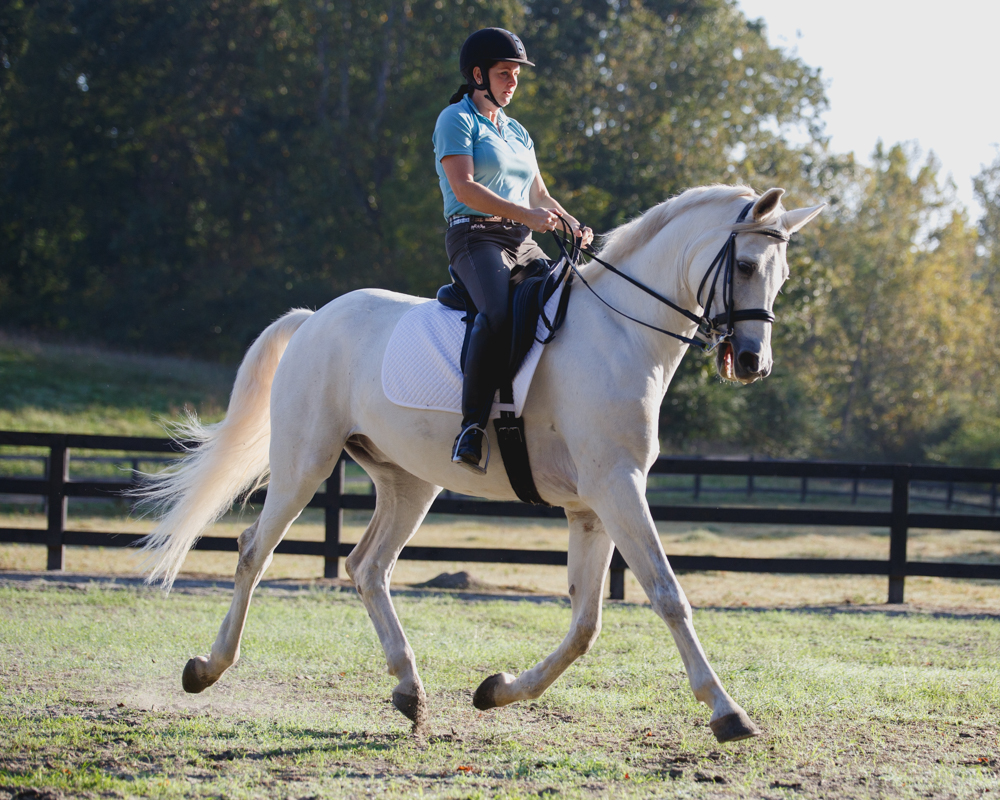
[737,351,760,374]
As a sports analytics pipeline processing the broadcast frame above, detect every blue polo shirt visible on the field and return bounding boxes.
[432,94,539,220]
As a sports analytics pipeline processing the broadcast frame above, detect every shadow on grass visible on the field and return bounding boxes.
[206,729,406,763]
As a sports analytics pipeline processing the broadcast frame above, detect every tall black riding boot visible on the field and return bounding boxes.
[453,312,501,473]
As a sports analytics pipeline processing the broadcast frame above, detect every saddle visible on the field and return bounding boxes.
[436,257,569,376]
[436,257,572,505]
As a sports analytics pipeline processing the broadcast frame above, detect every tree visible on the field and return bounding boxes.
[973,149,1000,299]
[0,0,829,358]
[796,144,990,461]
[927,151,1000,466]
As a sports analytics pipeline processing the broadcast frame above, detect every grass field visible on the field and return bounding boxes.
[1,581,998,799]
[0,332,234,436]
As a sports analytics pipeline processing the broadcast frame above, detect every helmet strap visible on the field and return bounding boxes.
[472,65,502,108]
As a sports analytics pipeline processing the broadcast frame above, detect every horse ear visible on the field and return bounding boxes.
[781,204,826,235]
[752,188,784,222]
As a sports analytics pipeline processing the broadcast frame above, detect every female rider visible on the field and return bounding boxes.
[434,27,593,473]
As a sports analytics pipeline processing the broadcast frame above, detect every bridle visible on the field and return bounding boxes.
[551,201,790,352]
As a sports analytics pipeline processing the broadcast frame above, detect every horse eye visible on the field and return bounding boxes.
[737,260,756,275]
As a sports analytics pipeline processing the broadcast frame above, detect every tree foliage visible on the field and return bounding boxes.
[0,0,824,356]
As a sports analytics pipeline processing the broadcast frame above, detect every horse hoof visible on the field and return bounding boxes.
[181,656,218,694]
[472,673,509,710]
[391,689,428,734]
[710,710,762,743]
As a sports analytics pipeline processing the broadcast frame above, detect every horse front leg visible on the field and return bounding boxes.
[586,468,761,743]
[474,508,614,709]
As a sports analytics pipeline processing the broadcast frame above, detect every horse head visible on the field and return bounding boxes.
[715,188,824,384]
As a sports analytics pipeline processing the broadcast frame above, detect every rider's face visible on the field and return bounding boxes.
[478,62,520,105]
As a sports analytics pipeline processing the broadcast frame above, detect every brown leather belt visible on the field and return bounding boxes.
[448,215,519,228]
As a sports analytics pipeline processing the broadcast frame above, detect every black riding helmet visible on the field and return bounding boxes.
[454,28,534,107]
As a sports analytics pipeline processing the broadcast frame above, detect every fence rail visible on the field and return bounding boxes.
[5,452,998,513]
[2,431,999,603]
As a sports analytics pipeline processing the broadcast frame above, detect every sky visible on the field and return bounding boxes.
[736,0,1000,217]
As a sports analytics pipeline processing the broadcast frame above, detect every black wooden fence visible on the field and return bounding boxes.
[2,431,999,603]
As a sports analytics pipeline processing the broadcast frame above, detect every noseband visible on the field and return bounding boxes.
[557,201,790,352]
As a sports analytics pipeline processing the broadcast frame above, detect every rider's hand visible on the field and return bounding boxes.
[523,207,560,234]
[562,215,594,249]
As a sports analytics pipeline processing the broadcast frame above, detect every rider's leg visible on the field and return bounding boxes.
[452,228,548,468]
[446,224,514,471]
[453,311,501,469]
[511,231,549,268]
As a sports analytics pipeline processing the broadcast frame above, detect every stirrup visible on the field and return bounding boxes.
[452,423,491,475]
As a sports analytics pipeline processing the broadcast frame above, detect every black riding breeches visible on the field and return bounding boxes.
[445,220,548,335]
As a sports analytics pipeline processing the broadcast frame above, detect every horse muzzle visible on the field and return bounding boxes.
[716,340,771,384]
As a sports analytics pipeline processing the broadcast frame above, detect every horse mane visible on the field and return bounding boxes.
[598,185,757,264]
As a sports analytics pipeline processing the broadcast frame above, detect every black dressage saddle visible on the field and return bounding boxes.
[436,257,572,505]
[436,257,569,376]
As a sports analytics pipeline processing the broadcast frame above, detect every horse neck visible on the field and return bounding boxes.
[578,213,704,363]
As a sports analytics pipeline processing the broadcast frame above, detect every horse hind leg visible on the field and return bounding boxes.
[182,461,335,694]
[474,508,614,710]
[343,444,440,733]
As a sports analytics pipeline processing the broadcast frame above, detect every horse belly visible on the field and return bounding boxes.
[271,290,525,501]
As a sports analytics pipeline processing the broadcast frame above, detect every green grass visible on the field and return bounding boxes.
[0,333,235,436]
[1,584,998,798]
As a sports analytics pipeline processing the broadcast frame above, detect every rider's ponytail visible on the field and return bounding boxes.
[449,83,472,104]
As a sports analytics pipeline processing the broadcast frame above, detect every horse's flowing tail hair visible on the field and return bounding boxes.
[133,308,314,590]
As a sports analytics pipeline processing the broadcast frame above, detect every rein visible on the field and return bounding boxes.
[552,202,789,352]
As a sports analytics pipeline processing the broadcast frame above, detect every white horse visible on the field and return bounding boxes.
[137,184,823,742]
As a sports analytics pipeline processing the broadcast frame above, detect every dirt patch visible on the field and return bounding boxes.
[0,569,563,604]
[6,570,1000,621]
[5,698,995,800]
[410,570,534,593]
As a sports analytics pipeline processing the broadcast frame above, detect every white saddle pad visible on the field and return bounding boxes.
[382,281,565,419]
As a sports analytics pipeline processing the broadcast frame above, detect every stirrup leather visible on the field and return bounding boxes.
[451,423,491,475]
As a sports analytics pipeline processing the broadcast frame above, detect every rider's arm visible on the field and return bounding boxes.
[441,155,559,233]
[529,173,594,247]
[528,172,574,222]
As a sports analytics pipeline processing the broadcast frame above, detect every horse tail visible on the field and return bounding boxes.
[134,308,314,590]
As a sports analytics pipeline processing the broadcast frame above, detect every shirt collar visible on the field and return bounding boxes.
[462,94,507,131]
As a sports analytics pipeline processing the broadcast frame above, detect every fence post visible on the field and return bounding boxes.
[609,547,626,600]
[323,457,345,579]
[693,473,701,500]
[46,438,68,571]
[888,464,910,604]
[851,478,859,504]
[800,476,808,502]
